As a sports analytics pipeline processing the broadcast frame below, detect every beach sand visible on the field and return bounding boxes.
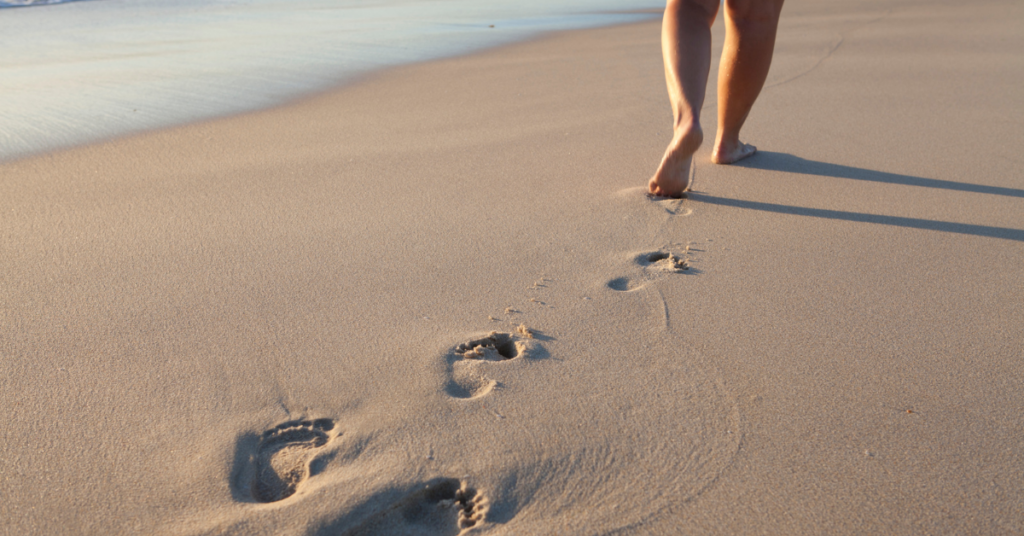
[2,0,1022,534]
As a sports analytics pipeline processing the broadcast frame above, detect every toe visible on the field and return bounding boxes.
[648,178,663,196]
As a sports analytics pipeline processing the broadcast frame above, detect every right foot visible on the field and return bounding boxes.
[711,139,756,164]
[649,124,703,198]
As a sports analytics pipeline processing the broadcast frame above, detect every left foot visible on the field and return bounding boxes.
[649,122,703,198]
[711,140,756,164]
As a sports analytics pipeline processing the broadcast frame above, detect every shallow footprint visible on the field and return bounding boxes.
[343,478,487,536]
[607,250,692,292]
[251,418,337,503]
[606,276,643,292]
[444,374,497,400]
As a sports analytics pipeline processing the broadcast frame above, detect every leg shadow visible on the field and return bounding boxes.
[735,151,1024,198]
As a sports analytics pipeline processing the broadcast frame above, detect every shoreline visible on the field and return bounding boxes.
[0,0,659,164]
[2,1,1023,534]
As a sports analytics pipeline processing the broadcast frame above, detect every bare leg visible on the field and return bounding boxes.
[711,0,785,164]
[648,0,720,198]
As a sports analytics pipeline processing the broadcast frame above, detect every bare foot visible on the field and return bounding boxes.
[711,139,756,164]
[649,123,703,198]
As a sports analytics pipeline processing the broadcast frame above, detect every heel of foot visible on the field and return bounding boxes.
[650,124,702,197]
[711,141,756,165]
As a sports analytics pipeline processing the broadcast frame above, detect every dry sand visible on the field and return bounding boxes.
[2,0,1023,534]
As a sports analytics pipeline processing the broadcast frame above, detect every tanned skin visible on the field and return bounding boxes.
[649,0,785,198]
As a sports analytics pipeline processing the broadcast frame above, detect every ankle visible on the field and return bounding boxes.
[674,120,704,147]
[713,132,738,151]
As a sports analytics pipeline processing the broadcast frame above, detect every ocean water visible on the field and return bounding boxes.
[0,0,86,6]
[0,0,660,161]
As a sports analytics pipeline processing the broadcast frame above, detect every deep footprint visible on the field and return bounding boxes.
[344,478,487,535]
[252,418,336,503]
[454,332,519,361]
[446,331,540,399]
[640,251,689,272]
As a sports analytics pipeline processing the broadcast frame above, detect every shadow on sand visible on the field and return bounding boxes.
[734,151,1024,198]
[695,151,1024,242]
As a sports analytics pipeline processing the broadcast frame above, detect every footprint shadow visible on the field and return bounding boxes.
[229,432,262,503]
[311,477,487,536]
[523,328,555,343]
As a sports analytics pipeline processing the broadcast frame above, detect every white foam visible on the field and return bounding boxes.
[0,0,659,161]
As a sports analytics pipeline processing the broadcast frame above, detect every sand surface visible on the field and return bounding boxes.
[2,0,1022,534]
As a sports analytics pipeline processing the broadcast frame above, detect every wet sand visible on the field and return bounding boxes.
[1,0,1022,534]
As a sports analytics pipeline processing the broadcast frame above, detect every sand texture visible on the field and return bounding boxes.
[1,0,1022,534]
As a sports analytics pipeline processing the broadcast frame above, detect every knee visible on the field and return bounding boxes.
[666,0,720,21]
[724,0,783,25]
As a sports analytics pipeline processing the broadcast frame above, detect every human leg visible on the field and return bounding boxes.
[648,0,720,198]
[711,0,784,164]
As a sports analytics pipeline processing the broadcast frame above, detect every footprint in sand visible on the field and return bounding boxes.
[607,276,643,292]
[650,198,695,216]
[444,331,538,400]
[343,478,487,536]
[455,332,521,361]
[606,250,691,292]
[613,186,695,216]
[250,418,337,503]
[638,250,690,273]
